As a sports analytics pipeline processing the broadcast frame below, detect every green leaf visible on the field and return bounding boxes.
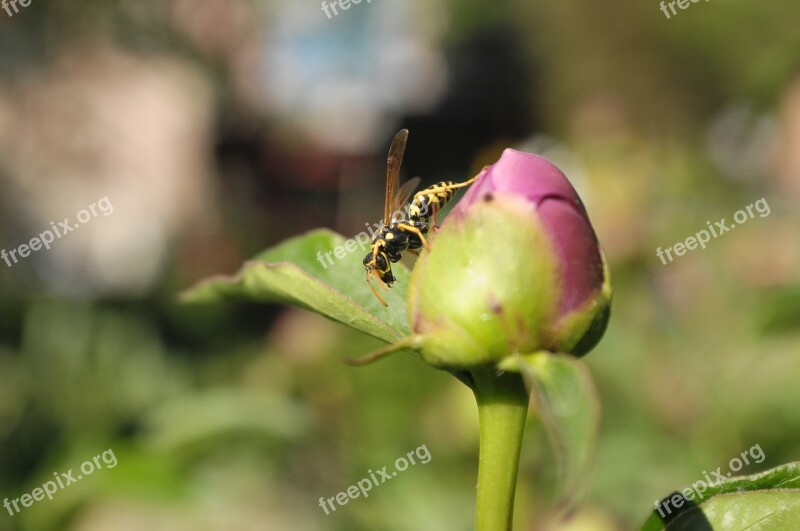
[640,462,800,531]
[499,352,600,510]
[180,229,411,344]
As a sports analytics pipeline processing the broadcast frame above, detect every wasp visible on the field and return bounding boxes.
[363,129,479,306]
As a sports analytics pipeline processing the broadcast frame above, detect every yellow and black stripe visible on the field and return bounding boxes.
[408,178,478,224]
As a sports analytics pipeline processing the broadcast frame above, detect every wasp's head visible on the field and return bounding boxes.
[364,246,395,307]
[363,249,395,286]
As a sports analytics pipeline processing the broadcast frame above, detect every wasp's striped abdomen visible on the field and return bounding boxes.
[408,181,460,222]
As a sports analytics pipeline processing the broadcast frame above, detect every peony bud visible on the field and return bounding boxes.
[407,149,611,370]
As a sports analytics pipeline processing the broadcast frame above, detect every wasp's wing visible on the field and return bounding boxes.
[393,177,421,219]
[384,129,408,222]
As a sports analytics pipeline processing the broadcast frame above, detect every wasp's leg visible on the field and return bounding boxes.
[418,166,488,198]
[405,221,428,250]
[415,176,477,197]
[396,222,430,250]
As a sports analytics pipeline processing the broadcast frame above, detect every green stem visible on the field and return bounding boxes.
[470,367,530,531]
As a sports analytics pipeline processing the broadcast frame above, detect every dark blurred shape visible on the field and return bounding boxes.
[655,492,712,530]
[401,29,538,182]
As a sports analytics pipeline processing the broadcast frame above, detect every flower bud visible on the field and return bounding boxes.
[407,149,611,369]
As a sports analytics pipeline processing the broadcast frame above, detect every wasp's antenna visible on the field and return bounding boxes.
[366,271,389,307]
[374,269,389,291]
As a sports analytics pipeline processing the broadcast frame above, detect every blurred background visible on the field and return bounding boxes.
[0,1,798,530]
